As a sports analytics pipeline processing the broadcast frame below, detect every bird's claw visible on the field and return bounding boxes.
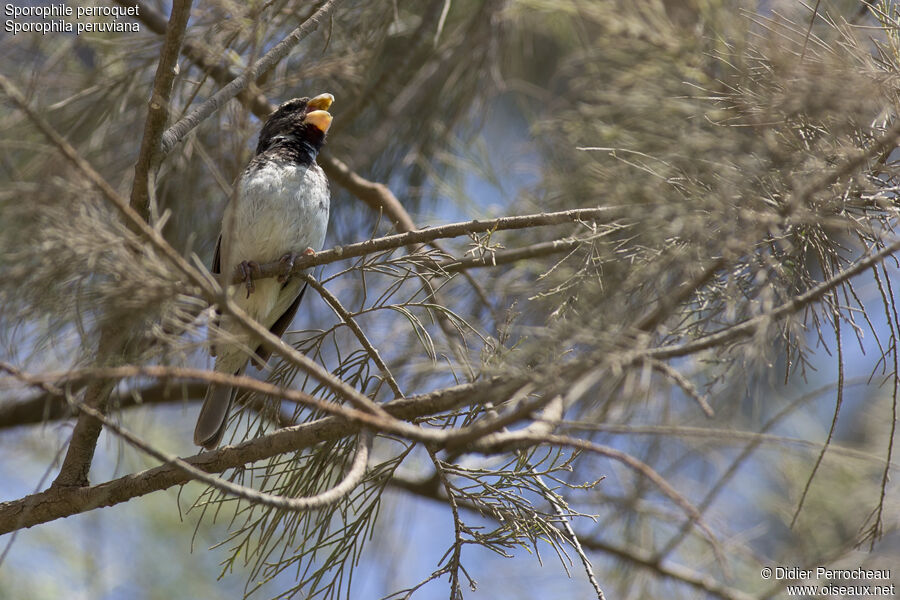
[277,252,298,283]
[239,260,261,298]
[277,248,316,283]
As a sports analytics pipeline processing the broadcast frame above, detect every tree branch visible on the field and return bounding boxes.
[388,477,754,600]
[648,237,900,361]
[159,0,341,154]
[647,358,714,418]
[0,382,205,429]
[0,378,503,534]
[3,364,372,512]
[226,207,624,285]
[130,0,193,224]
[300,274,403,398]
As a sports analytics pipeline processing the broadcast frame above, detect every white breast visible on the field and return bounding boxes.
[221,161,330,270]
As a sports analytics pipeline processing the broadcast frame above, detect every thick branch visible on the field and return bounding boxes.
[227,207,623,284]
[0,382,205,428]
[130,0,193,223]
[2,364,532,447]
[0,379,501,534]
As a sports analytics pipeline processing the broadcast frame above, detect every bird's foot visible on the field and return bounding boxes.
[277,252,298,283]
[238,260,261,298]
[277,248,316,283]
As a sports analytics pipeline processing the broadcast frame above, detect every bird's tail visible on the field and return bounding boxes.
[194,379,238,450]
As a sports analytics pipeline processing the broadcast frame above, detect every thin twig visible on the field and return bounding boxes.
[429,449,466,600]
[0,377,510,534]
[790,299,844,528]
[472,431,721,557]
[300,274,403,397]
[2,360,372,511]
[647,359,714,418]
[530,469,605,600]
[159,0,342,154]
[648,237,900,360]
[229,207,626,285]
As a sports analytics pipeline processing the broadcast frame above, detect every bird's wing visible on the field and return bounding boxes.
[252,281,308,367]
[209,234,223,357]
[212,234,222,274]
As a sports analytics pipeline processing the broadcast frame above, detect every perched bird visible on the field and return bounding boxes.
[193,93,334,449]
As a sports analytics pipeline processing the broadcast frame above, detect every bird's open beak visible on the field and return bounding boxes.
[307,93,334,111]
[305,110,332,133]
[305,93,334,133]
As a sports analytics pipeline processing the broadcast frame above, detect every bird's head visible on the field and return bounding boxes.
[256,93,334,157]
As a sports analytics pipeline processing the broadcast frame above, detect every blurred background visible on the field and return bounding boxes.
[1,0,899,598]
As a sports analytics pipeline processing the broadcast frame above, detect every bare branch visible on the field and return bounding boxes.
[301,274,403,398]
[0,378,504,534]
[0,382,205,428]
[649,238,900,360]
[159,0,342,154]
[130,0,193,223]
[3,362,372,512]
[647,359,714,418]
[228,207,625,285]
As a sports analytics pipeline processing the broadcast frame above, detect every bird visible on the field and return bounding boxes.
[193,93,334,450]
